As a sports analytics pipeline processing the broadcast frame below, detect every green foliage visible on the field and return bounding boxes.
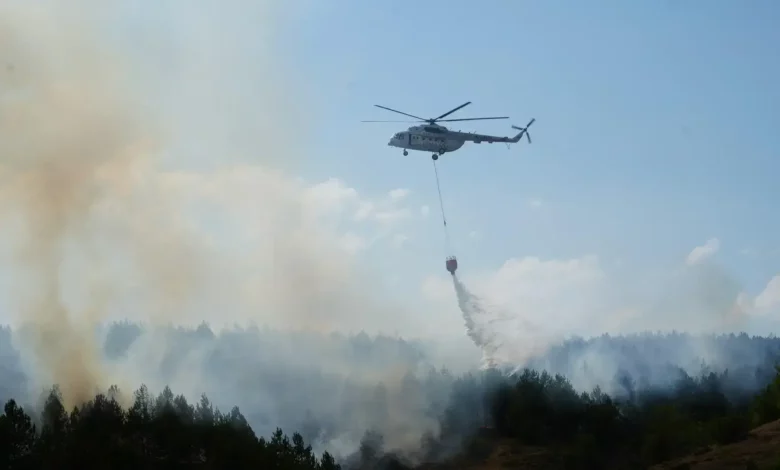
[0,384,340,470]
[479,364,780,468]
[0,399,36,468]
[751,365,780,427]
[6,327,780,469]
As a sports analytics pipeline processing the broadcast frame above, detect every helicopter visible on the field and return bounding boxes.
[362,101,534,160]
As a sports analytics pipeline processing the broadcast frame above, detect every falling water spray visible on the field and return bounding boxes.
[451,274,499,369]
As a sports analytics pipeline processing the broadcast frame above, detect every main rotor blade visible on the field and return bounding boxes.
[373,104,427,121]
[433,101,471,121]
[361,120,421,123]
[437,116,509,122]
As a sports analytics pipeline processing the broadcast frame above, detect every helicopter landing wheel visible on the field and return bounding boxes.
[432,153,439,161]
[403,150,408,156]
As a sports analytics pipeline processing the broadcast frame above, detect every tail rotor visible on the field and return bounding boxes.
[511,118,535,144]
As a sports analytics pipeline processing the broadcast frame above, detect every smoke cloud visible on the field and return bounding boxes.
[0,1,195,407]
[0,1,411,410]
[0,5,450,463]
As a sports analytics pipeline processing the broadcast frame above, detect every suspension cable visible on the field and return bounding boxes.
[433,159,447,228]
[432,159,453,253]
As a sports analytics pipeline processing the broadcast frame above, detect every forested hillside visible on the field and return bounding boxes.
[2,324,780,468]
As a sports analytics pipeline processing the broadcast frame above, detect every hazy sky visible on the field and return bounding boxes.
[288,1,780,335]
[1,1,779,346]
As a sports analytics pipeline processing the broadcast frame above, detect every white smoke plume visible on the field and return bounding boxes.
[0,2,463,460]
[0,0,419,415]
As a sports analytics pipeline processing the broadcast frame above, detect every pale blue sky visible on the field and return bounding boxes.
[278,0,779,296]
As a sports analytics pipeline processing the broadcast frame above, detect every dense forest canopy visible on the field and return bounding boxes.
[3,330,780,468]
[2,322,780,468]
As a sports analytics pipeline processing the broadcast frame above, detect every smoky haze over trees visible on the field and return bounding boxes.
[3,3,780,469]
[3,323,780,468]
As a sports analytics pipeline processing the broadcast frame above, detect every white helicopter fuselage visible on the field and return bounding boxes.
[387,125,465,154]
[367,101,533,159]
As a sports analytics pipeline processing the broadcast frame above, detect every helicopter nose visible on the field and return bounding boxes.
[388,133,404,146]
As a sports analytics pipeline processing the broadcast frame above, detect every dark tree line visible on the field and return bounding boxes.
[5,366,780,470]
[418,365,780,469]
[4,326,780,469]
[0,384,340,470]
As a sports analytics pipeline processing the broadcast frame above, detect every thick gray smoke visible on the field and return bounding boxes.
[0,0,405,400]
[0,0,439,453]
[1,323,460,460]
